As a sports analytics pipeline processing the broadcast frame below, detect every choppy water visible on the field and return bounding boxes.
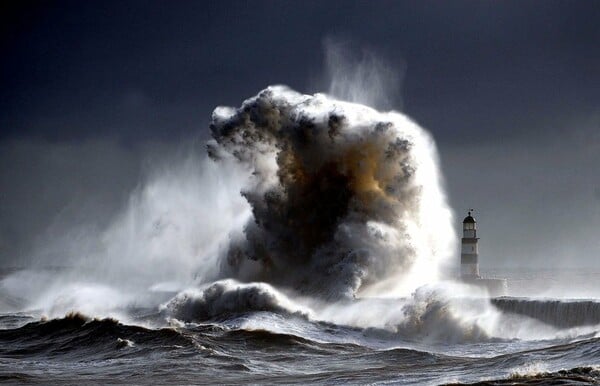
[1,270,599,385]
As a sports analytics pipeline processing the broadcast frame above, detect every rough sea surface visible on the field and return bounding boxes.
[1,269,599,385]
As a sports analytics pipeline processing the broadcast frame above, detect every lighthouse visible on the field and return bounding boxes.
[458,210,507,295]
[461,210,480,278]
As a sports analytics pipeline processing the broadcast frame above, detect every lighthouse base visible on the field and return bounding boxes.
[461,277,508,297]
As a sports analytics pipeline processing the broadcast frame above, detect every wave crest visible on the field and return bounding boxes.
[163,280,309,322]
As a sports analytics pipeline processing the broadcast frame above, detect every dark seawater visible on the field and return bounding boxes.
[1,299,599,385]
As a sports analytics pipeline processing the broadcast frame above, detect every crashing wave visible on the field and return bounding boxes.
[208,86,455,299]
[163,280,310,322]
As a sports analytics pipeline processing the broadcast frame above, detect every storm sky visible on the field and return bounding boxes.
[1,1,599,269]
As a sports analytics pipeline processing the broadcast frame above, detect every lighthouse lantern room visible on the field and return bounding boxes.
[460,210,480,278]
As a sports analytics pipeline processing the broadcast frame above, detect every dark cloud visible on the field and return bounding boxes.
[2,1,598,142]
[0,1,598,268]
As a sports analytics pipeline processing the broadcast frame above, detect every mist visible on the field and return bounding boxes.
[0,138,140,267]
[320,37,405,111]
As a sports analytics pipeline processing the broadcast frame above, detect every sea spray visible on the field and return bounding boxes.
[2,82,597,348]
[321,37,405,111]
[0,152,252,317]
[3,84,575,344]
[208,86,455,299]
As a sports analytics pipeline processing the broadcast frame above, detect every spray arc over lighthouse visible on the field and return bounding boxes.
[207,86,456,299]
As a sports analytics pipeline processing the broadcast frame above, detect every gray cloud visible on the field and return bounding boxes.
[0,138,188,267]
[441,115,600,269]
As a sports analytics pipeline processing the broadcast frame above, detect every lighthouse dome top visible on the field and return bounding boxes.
[463,210,476,224]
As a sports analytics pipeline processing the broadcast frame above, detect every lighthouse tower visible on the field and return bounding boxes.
[461,210,480,278]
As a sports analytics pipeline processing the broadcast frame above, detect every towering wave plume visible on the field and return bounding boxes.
[208,86,455,299]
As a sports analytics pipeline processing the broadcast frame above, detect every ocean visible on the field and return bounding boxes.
[1,87,598,385]
[1,268,599,385]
